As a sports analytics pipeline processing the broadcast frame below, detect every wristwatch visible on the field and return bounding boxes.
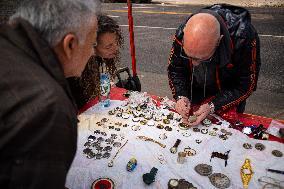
[208,102,215,114]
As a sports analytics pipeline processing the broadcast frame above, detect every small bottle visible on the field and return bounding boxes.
[99,73,111,107]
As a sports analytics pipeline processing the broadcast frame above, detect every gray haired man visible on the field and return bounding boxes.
[0,0,100,188]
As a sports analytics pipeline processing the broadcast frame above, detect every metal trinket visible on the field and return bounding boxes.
[84,141,92,148]
[194,164,213,176]
[101,118,109,123]
[103,146,112,152]
[156,124,164,129]
[131,125,141,131]
[123,124,128,127]
[102,152,111,159]
[159,133,167,140]
[140,120,147,125]
[109,126,114,129]
[192,127,200,132]
[108,110,115,115]
[153,116,162,122]
[255,143,265,151]
[137,136,166,148]
[147,120,155,127]
[164,126,173,131]
[201,128,208,134]
[209,173,231,189]
[210,150,230,167]
[213,127,219,131]
[168,179,179,189]
[132,117,140,122]
[100,132,107,136]
[115,128,120,131]
[170,139,181,154]
[184,147,196,156]
[195,139,202,144]
[121,113,129,119]
[113,142,121,148]
[272,150,283,157]
[209,130,217,136]
[241,159,253,189]
[163,119,170,124]
[243,143,252,149]
[202,118,212,126]
[182,131,191,137]
[179,123,190,130]
[219,134,229,140]
[94,130,100,134]
[95,153,102,160]
[97,137,104,142]
[87,135,96,142]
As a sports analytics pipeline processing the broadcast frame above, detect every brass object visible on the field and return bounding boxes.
[137,136,166,148]
[240,158,254,189]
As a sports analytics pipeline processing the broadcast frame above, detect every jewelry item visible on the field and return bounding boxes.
[194,164,213,176]
[131,125,141,131]
[201,128,208,134]
[195,139,202,144]
[182,131,191,137]
[241,158,253,189]
[136,136,166,148]
[92,178,115,189]
[188,115,197,123]
[159,133,167,140]
[170,139,181,154]
[126,158,137,172]
[272,150,283,157]
[179,123,190,130]
[164,126,173,131]
[147,120,155,126]
[209,173,231,189]
[255,143,265,151]
[156,124,164,129]
[202,118,212,127]
[210,150,230,167]
[108,140,128,167]
[243,143,252,149]
[192,127,200,132]
[184,147,196,156]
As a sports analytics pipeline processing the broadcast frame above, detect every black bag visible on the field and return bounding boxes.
[115,67,141,92]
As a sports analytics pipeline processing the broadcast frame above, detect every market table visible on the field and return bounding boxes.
[66,87,284,189]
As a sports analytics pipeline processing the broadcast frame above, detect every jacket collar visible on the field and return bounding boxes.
[0,19,77,110]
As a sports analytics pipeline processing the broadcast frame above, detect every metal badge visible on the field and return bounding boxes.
[209,173,231,189]
[140,120,147,125]
[131,125,141,131]
[202,118,212,126]
[132,117,140,122]
[102,152,111,159]
[147,120,155,127]
[201,128,208,134]
[159,133,167,140]
[272,150,283,157]
[194,164,213,176]
[163,119,170,124]
[219,134,228,140]
[94,130,101,135]
[255,143,265,151]
[182,131,191,137]
[179,123,190,130]
[164,126,173,131]
[184,147,196,156]
[209,131,217,136]
[195,139,202,144]
[192,127,200,132]
[157,124,164,129]
[113,142,122,148]
[243,143,252,149]
[103,146,112,152]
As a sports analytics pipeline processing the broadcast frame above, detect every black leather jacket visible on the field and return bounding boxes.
[168,4,261,112]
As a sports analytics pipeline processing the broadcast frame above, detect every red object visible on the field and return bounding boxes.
[127,0,137,77]
[92,178,114,189]
[80,87,284,144]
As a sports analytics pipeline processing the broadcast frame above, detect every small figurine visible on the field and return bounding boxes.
[143,167,158,185]
[210,150,230,167]
[126,158,137,172]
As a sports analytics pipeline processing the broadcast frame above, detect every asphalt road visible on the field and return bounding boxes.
[102,3,284,120]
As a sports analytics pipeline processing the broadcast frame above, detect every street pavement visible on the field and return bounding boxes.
[102,3,284,120]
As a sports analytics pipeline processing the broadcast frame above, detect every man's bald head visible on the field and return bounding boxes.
[183,13,221,65]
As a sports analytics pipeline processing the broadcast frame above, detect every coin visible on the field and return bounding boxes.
[194,164,213,176]
[272,150,283,157]
[208,173,231,189]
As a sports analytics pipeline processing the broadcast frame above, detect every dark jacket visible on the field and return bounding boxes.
[0,19,77,189]
[168,4,261,112]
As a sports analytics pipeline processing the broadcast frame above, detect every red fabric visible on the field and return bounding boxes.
[80,87,284,143]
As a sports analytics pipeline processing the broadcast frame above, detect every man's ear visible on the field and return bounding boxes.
[62,33,78,59]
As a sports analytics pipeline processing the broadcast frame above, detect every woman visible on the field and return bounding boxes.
[68,14,123,109]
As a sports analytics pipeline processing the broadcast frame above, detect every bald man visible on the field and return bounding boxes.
[168,4,261,126]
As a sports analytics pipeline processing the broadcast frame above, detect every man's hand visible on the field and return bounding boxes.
[175,97,190,124]
[188,103,211,126]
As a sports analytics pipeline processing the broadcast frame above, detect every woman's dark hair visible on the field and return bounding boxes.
[79,14,123,101]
